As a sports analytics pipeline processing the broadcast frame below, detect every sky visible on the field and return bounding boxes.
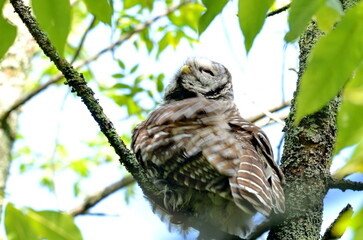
[3,1,363,240]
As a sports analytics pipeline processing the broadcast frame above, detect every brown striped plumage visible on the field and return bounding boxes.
[131,58,285,238]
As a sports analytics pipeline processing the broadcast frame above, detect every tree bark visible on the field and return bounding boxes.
[268,0,359,239]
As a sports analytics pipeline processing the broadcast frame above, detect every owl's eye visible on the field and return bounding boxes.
[199,67,214,76]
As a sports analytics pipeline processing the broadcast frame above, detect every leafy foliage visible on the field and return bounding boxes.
[198,0,227,35]
[295,1,363,123]
[351,207,363,240]
[285,0,326,42]
[169,2,205,32]
[5,203,82,240]
[238,0,274,53]
[32,0,71,56]
[0,0,17,59]
[335,64,363,154]
[315,0,344,32]
[82,0,113,25]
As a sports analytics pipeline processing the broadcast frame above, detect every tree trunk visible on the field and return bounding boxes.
[268,0,359,239]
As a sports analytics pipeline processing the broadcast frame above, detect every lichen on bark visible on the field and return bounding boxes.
[268,0,360,239]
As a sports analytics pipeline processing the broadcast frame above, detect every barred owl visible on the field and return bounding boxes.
[132,58,285,239]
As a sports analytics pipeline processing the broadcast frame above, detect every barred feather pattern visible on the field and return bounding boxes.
[132,97,285,238]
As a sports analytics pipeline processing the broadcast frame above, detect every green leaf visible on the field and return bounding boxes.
[238,0,275,53]
[168,2,205,32]
[335,64,363,153]
[0,0,17,60]
[5,203,38,240]
[285,0,326,42]
[124,183,135,204]
[331,206,354,237]
[295,2,363,124]
[198,0,228,35]
[73,182,81,196]
[334,141,363,178]
[82,0,113,25]
[123,0,153,11]
[5,204,82,240]
[156,73,165,92]
[117,59,126,70]
[157,32,172,58]
[140,29,153,53]
[315,0,343,33]
[156,31,185,58]
[32,0,71,56]
[40,176,55,190]
[112,73,126,79]
[69,159,90,177]
[27,210,82,240]
[113,83,130,89]
[352,207,363,240]
[123,0,139,9]
[113,95,126,106]
[130,64,139,74]
[126,98,142,115]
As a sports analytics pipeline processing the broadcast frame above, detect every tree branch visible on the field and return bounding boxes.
[10,0,159,205]
[321,204,353,240]
[0,1,188,124]
[267,20,341,240]
[247,101,290,123]
[267,3,291,17]
[69,175,135,216]
[70,16,96,64]
[329,177,363,191]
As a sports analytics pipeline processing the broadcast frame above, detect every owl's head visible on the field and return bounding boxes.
[164,58,233,103]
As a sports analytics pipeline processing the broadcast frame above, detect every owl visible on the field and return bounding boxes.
[131,58,285,239]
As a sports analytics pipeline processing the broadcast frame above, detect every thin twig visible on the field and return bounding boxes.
[321,204,353,240]
[70,16,96,64]
[74,1,189,67]
[329,177,363,191]
[253,114,288,128]
[0,1,188,124]
[69,176,135,216]
[267,3,291,17]
[247,101,291,123]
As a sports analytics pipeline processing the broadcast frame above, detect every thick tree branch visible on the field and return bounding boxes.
[329,177,363,191]
[267,21,340,240]
[0,1,188,124]
[69,175,135,216]
[10,0,160,204]
[321,204,353,240]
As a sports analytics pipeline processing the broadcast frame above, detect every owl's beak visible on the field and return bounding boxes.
[180,65,192,75]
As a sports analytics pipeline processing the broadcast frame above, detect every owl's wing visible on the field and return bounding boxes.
[228,115,285,214]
